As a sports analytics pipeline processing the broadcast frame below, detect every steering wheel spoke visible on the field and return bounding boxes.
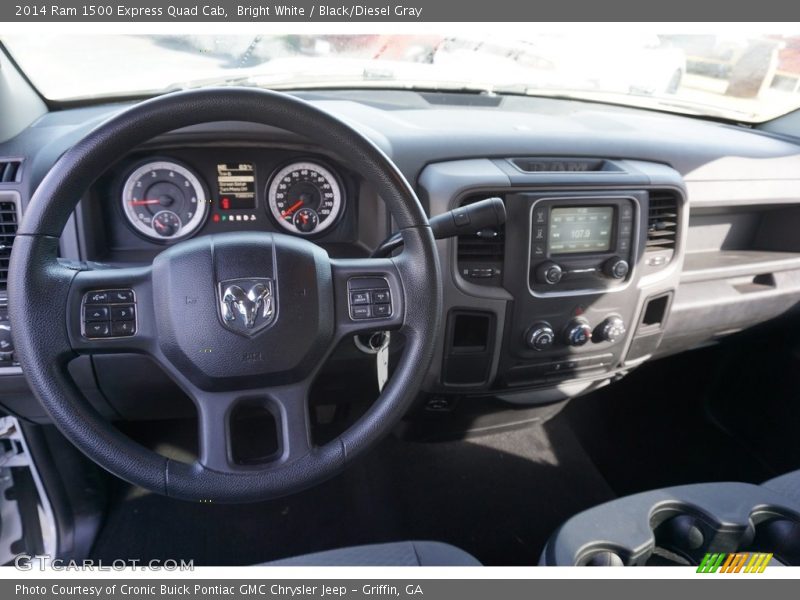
[66,265,155,355]
[186,379,313,475]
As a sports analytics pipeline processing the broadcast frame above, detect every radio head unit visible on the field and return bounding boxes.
[529,195,637,294]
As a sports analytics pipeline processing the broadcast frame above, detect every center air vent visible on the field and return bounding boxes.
[646,191,679,252]
[456,196,505,286]
[0,199,18,293]
[0,159,22,184]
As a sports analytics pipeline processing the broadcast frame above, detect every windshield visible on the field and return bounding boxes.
[3,33,800,122]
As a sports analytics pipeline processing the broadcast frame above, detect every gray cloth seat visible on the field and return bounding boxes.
[763,470,800,509]
[266,541,481,566]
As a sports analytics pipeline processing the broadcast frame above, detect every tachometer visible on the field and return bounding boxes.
[267,161,343,235]
[121,160,208,241]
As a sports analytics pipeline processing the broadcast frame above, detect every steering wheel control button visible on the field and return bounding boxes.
[526,322,555,351]
[111,305,135,321]
[110,289,135,303]
[564,319,593,347]
[373,304,391,317]
[85,306,110,322]
[372,289,391,304]
[82,289,137,339]
[347,278,393,321]
[350,291,371,305]
[85,291,109,304]
[111,321,136,337]
[351,305,372,319]
[85,322,112,338]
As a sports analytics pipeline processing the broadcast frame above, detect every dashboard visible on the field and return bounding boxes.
[3,89,800,420]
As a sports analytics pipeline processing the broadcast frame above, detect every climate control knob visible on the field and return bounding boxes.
[564,319,592,347]
[603,256,629,280]
[526,322,555,351]
[535,261,563,285]
[598,316,627,343]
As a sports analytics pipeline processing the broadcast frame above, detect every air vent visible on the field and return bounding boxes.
[646,191,679,251]
[0,160,22,184]
[0,200,18,293]
[456,196,505,286]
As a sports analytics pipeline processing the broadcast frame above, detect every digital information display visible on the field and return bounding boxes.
[217,163,256,210]
[548,206,614,254]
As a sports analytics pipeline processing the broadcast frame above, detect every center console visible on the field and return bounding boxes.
[419,157,686,402]
[540,472,800,566]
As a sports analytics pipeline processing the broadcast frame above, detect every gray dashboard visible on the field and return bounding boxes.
[3,89,800,419]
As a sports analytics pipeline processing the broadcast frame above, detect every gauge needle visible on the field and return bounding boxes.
[281,200,304,218]
[129,199,162,206]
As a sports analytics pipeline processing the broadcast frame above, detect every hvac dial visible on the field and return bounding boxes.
[121,160,208,241]
[267,161,343,235]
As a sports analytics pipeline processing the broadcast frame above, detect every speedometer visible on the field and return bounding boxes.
[267,161,343,235]
[121,160,208,241]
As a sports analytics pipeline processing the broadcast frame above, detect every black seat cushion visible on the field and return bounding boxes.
[266,541,481,566]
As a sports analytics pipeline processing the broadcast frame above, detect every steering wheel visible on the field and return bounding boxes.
[8,89,441,503]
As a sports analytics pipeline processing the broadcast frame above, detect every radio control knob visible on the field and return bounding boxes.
[526,322,555,351]
[598,316,626,343]
[603,256,629,280]
[535,261,563,285]
[564,319,592,347]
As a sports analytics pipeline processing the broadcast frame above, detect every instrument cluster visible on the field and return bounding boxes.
[117,153,348,242]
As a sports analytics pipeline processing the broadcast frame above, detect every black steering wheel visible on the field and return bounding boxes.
[8,89,441,503]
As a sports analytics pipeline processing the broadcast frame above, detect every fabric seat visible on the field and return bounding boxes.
[266,541,481,566]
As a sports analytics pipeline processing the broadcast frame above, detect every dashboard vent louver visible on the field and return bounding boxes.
[0,200,18,293]
[646,191,679,251]
[456,197,505,285]
[0,160,22,184]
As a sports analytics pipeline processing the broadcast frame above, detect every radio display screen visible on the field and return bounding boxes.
[548,206,614,254]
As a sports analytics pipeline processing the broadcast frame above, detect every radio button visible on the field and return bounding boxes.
[603,257,629,280]
[536,261,563,285]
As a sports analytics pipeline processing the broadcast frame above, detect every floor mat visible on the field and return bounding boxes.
[563,346,777,496]
[89,417,615,566]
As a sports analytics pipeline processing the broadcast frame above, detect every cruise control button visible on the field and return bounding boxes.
[110,290,134,303]
[350,291,371,305]
[111,305,135,321]
[85,306,110,322]
[111,321,136,337]
[373,304,391,317]
[351,305,372,320]
[372,289,391,304]
[85,291,109,304]
[85,322,111,338]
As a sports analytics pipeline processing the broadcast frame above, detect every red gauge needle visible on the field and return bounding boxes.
[281,200,304,218]
[129,199,162,206]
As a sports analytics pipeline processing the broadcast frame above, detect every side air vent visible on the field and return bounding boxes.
[0,160,22,184]
[646,191,679,252]
[456,196,505,286]
[0,200,18,293]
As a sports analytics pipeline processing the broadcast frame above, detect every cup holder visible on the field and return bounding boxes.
[648,505,800,567]
[747,509,800,566]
